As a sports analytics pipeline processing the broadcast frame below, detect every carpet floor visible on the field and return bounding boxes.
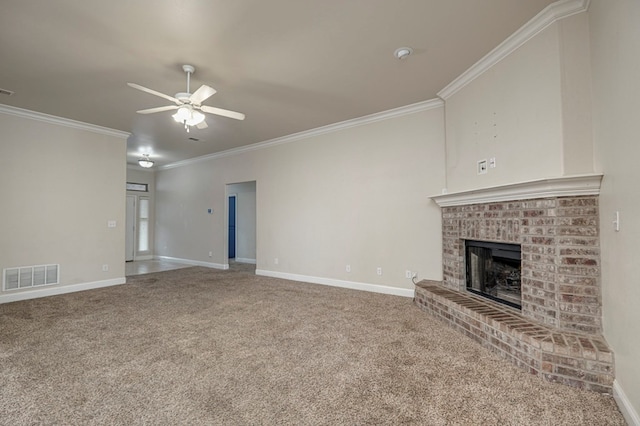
[0,267,625,425]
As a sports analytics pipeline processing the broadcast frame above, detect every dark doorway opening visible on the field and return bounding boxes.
[228,195,236,259]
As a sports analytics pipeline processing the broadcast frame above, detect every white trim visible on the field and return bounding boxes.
[0,103,130,139]
[155,256,227,270]
[614,380,640,426]
[255,269,415,298]
[0,277,126,304]
[235,258,257,264]
[431,174,603,207]
[437,0,590,100]
[159,98,443,170]
[133,255,154,261]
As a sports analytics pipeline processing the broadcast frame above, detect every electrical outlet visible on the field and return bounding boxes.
[489,157,496,168]
[274,258,279,265]
[346,264,351,272]
[107,220,116,228]
[102,264,109,272]
[377,267,382,276]
[405,270,412,279]
[477,159,488,175]
[208,251,213,257]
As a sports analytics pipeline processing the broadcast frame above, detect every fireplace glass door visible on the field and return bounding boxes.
[465,240,521,309]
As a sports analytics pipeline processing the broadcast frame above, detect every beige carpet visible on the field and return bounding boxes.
[0,267,625,425]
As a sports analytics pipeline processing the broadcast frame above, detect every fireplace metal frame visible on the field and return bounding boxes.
[465,240,522,309]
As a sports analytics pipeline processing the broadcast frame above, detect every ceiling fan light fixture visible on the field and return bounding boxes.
[172,106,192,123]
[129,64,244,133]
[186,110,205,126]
[138,154,154,168]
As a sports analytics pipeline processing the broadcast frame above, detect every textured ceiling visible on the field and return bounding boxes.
[0,0,555,167]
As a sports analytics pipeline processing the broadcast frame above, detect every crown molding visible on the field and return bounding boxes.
[437,0,590,100]
[159,98,444,170]
[0,103,130,139]
[430,174,603,207]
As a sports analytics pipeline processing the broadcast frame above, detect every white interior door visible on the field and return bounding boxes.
[125,195,135,261]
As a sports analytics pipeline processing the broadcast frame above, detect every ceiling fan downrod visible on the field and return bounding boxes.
[183,64,195,95]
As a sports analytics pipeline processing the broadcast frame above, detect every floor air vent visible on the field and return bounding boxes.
[3,264,59,291]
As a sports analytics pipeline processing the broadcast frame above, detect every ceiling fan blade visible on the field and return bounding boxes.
[200,105,245,121]
[189,85,216,105]
[136,105,179,114]
[127,82,181,104]
[196,120,208,130]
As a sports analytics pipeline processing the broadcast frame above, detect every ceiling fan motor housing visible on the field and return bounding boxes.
[175,92,192,103]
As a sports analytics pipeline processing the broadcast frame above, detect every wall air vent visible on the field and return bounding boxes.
[3,264,59,291]
[0,88,15,96]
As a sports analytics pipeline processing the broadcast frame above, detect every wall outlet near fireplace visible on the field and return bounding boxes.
[477,159,488,175]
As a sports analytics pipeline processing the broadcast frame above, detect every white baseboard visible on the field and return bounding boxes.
[614,380,640,426]
[255,269,415,298]
[134,255,154,261]
[0,277,126,304]
[234,258,257,264]
[155,256,227,270]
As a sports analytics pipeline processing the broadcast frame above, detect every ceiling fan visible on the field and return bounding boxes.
[128,64,245,132]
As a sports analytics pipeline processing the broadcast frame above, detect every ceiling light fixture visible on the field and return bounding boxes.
[138,154,154,168]
[172,105,205,132]
[394,47,413,60]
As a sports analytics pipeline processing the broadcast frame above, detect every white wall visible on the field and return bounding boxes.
[0,111,127,301]
[443,14,594,193]
[589,0,640,420]
[227,181,256,263]
[155,105,446,291]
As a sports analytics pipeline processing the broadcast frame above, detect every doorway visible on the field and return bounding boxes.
[228,195,236,259]
[125,195,135,261]
[226,181,257,266]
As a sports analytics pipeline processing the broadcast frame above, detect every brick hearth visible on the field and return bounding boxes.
[415,281,613,393]
[416,180,613,393]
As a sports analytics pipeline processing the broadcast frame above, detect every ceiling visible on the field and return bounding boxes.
[0,0,555,167]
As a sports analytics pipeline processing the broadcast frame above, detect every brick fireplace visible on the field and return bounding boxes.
[414,175,614,393]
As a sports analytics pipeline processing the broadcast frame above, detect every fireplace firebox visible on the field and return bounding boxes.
[465,240,521,309]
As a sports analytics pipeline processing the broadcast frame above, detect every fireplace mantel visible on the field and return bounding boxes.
[430,174,603,207]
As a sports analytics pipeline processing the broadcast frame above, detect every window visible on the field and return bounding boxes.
[138,197,150,252]
[127,182,148,192]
